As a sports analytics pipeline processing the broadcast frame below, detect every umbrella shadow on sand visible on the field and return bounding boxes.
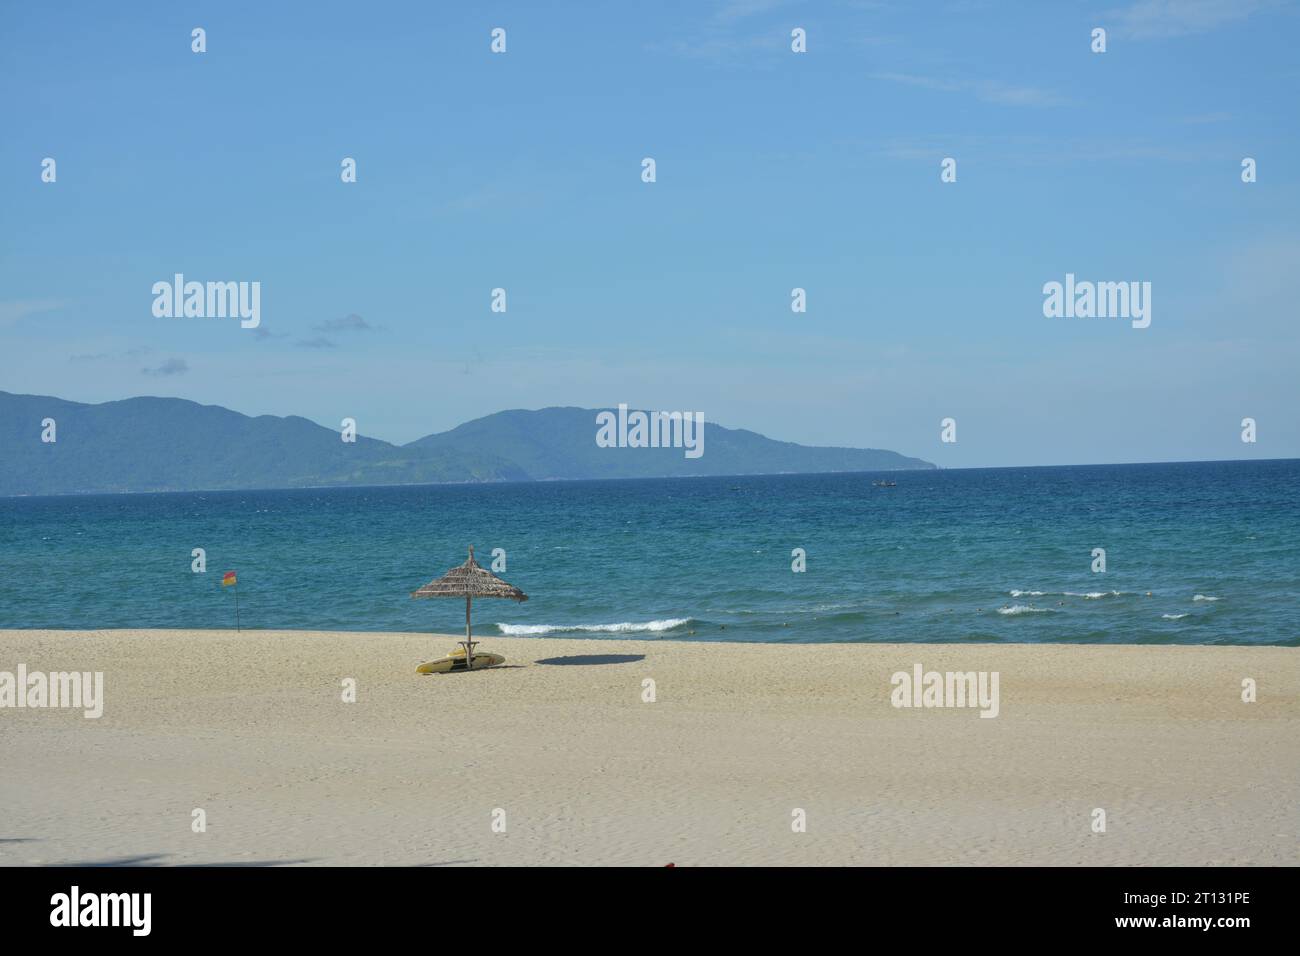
[534,654,646,666]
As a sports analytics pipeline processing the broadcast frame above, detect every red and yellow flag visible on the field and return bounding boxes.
[222,571,237,587]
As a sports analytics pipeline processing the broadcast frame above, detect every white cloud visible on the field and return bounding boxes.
[0,299,69,326]
[871,72,1067,107]
[1109,0,1274,39]
[713,0,792,23]
[652,32,784,61]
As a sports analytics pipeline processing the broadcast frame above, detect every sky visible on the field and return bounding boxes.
[2,0,1298,468]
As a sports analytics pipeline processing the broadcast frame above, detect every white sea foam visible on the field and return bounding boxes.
[1162,613,1189,620]
[1011,589,1130,599]
[1192,594,1219,602]
[998,604,1052,616]
[496,618,691,636]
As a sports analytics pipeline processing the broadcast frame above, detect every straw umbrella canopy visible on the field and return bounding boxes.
[411,545,527,663]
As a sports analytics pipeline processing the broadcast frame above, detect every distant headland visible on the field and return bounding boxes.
[0,391,935,496]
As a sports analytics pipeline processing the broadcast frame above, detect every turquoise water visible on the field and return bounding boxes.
[1,460,1297,645]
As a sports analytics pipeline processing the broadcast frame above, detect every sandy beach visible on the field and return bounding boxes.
[1,629,1296,866]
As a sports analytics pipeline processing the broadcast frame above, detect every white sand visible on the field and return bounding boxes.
[1,629,1296,866]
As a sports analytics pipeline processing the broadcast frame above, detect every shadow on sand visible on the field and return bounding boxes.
[415,859,480,866]
[47,854,316,867]
[534,654,646,666]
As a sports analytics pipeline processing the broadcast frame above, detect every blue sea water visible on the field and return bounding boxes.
[1,460,1297,645]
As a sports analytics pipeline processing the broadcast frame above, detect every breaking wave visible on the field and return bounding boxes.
[496,618,693,636]
[1012,589,1131,599]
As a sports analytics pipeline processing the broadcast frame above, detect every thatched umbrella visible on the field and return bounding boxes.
[411,545,527,667]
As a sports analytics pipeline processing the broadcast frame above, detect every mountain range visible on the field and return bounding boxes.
[0,391,935,496]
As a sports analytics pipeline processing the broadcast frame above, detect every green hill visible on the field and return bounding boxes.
[0,391,934,496]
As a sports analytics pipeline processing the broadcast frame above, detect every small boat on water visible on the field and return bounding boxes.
[872,480,897,488]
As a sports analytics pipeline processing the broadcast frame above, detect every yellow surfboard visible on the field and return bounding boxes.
[416,650,506,674]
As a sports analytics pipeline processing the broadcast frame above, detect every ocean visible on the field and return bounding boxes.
[1,460,1297,645]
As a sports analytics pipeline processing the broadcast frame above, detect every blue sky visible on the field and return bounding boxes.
[2,0,1297,467]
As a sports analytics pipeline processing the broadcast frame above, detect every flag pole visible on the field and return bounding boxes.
[234,580,241,632]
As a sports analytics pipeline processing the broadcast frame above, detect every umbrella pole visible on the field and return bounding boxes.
[465,595,473,669]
